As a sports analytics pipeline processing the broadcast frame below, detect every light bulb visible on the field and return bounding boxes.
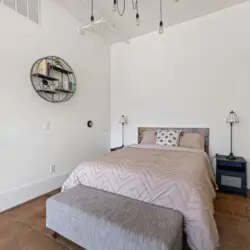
[113,0,117,12]
[90,16,95,31]
[136,13,140,26]
[159,20,164,35]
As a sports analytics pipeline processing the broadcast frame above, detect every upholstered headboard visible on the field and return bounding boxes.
[138,127,210,155]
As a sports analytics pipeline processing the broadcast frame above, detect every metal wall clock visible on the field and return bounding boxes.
[30,56,76,103]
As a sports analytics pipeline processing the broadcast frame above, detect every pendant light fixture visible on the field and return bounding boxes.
[159,0,164,35]
[136,12,140,26]
[112,0,140,26]
[135,0,140,26]
[90,0,94,24]
[111,0,168,36]
[113,0,117,12]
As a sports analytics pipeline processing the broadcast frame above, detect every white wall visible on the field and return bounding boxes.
[0,0,110,211]
[111,2,250,187]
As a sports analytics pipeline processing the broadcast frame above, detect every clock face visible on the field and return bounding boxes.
[30,56,77,103]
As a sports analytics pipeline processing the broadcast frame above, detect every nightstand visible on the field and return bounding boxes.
[110,146,124,152]
[216,154,247,197]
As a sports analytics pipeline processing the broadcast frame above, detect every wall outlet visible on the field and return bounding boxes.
[50,164,56,173]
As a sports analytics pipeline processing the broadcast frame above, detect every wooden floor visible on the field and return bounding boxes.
[0,191,249,250]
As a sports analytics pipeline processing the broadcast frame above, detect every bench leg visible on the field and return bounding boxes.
[52,231,59,239]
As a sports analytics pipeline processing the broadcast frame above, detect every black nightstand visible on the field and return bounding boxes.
[216,154,247,197]
[110,146,124,152]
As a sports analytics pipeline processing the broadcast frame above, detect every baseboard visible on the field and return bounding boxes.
[248,189,250,199]
[0,172,70,212]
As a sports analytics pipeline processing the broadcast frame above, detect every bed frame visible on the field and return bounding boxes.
[138,127,210,155]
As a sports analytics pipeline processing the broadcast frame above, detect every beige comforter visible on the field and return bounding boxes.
[62,145,219,250]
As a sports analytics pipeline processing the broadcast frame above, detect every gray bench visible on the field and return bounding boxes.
[46,185,183,250]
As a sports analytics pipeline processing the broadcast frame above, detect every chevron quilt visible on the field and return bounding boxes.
[62,145,219,250]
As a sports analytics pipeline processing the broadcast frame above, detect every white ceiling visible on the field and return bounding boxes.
[54,0,248,43]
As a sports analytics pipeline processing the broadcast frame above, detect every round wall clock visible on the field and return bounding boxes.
[30,56,76,103]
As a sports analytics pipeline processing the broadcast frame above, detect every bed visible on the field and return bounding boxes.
[62,127,219,250]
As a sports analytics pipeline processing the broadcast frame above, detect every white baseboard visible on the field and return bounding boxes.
[0,172,70,212]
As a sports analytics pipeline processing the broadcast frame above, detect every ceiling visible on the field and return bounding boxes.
[54,0,248,44]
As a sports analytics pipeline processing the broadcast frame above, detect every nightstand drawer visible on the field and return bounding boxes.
[217,160,243,168]
[217,164,245,173]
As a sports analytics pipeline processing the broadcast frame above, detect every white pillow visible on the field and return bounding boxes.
[156,129,181,147]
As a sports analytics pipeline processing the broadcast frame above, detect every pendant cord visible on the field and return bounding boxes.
[117,0,126,16]
[132,0,136,9]
[132,0,137,10]
[92,0,93,16]
[160,0,163,21]
[113,0,165,33]
[91,0,94,21]
[116,0,139,16]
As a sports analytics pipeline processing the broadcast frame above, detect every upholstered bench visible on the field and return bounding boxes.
[46,185,183,250]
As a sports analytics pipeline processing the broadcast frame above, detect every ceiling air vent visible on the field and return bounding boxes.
[17,0,28,17]
[28,0,39,24]
[2,0,40,24]
[3,0,15,10]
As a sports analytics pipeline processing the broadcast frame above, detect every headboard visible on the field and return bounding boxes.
[138,127,210,155]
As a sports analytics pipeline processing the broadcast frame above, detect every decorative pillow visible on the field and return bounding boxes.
[179,133,205,150]
[141,130,157,144]
[156,129,181,147]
